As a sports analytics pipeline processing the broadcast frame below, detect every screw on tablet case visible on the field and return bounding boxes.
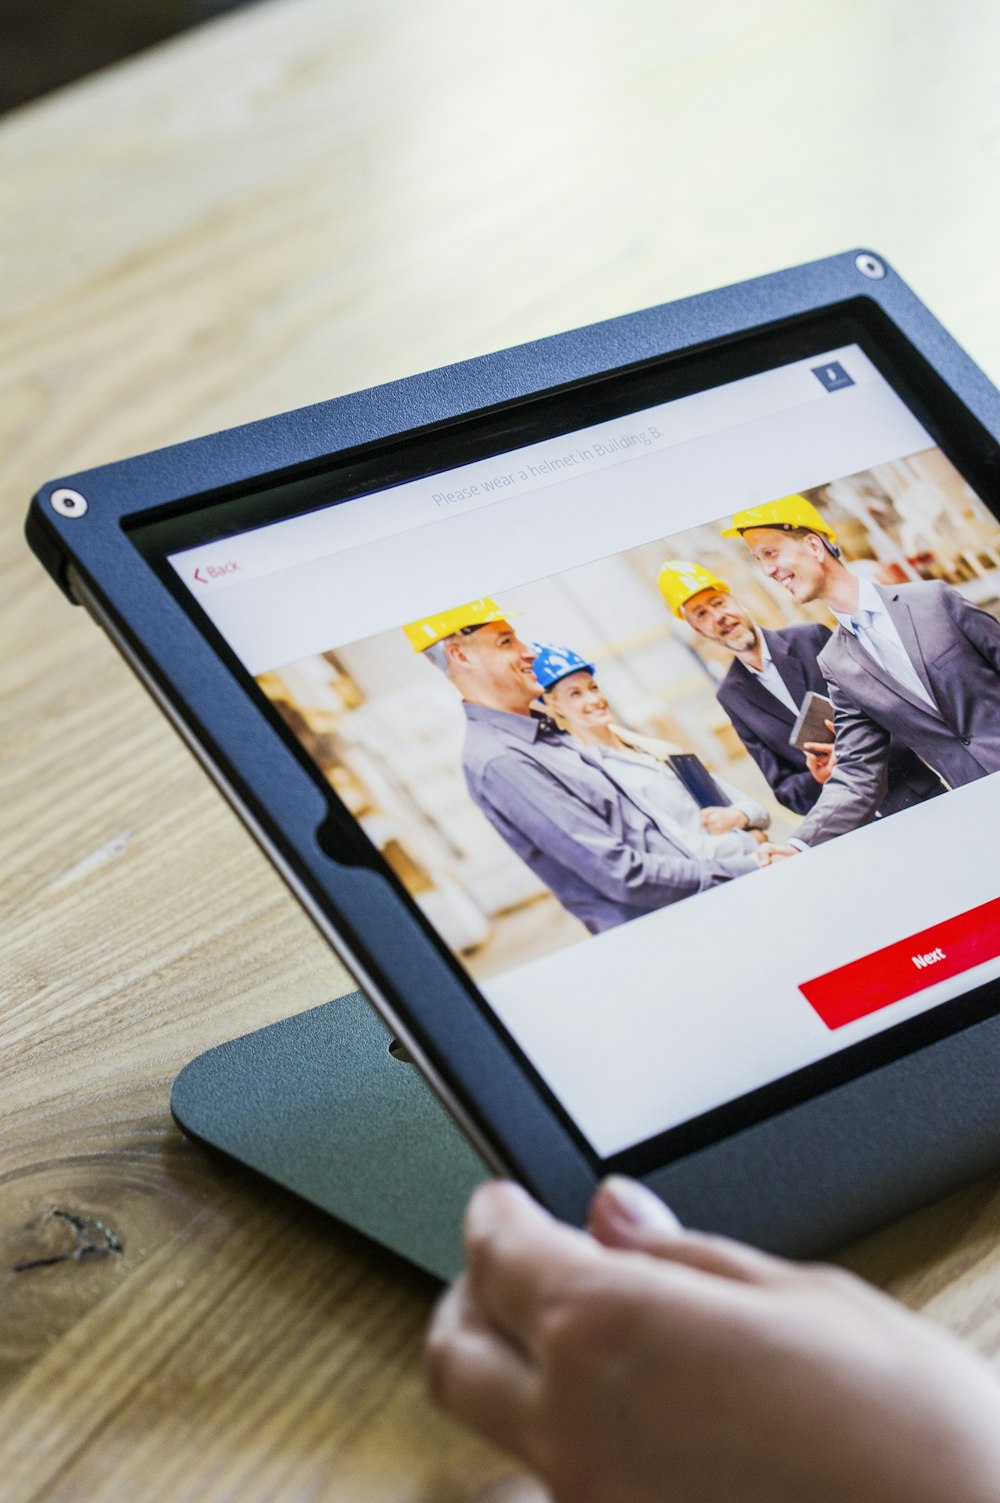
[170,989,488,1279]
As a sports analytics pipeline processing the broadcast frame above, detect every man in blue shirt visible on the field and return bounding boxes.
[403,600,757,933]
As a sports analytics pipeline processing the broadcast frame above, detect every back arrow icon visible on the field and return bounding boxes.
[194,568,207,583]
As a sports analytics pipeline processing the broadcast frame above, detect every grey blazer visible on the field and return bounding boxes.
[794,580,1000,846]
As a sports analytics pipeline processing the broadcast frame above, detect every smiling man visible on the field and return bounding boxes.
[724,495,1000,850]
[404,600,757,934]
[658,560,838,814]
[658,559,942,820]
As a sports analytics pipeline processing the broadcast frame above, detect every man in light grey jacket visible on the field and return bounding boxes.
[723,497,1000,853]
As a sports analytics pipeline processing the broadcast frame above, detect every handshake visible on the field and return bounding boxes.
[755,840,801,867]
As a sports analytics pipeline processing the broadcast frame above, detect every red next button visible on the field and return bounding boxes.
[800,895,1000,1029]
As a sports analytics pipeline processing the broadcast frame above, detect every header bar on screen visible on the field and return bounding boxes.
[171,346,933,673]
[170,347,878,598]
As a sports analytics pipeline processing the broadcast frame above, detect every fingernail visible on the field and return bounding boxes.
[599,1176,681,1231]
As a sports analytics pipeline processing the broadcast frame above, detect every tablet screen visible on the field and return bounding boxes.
[148,323,1000,1164]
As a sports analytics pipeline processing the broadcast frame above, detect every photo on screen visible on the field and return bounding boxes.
[255,446,1000,985]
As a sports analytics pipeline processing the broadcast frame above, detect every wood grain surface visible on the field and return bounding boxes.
[3,1,1000,1497]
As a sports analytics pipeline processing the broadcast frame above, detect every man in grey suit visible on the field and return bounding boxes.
[404,599,757,932]
[721,496,1000,854]
[656,560,941,818]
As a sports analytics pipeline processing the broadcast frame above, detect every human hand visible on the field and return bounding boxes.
[701,805,748,834]
[804,741,835,782]
[426,1180,1000,1503]
[754,840,800,866]
[805,719,837,784]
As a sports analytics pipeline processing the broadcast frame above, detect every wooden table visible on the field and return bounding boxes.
[3,1,1000,1496]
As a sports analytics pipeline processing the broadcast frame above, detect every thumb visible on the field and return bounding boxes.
[589,1177,791,1286]
[588,1176,682,1250]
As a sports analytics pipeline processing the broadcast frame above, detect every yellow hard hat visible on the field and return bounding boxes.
[720,494,837,543]
[657,560,731,619]
[402,598,511,652]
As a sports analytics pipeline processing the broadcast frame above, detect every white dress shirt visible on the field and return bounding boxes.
[595,744,768,860]
[741,632,801,714]
[832,577,939,713]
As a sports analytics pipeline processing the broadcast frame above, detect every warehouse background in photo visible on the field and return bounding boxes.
[256,445,1000,984]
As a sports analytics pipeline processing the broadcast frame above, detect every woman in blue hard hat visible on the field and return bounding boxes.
[531,642,769,860]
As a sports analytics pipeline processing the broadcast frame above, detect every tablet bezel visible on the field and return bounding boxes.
[27,250,1000,1243]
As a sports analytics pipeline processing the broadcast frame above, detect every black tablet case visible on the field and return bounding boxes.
[34,250,1000,1270]
[172,982,1000,1277]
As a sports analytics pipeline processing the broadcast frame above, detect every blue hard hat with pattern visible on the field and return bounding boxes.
[530,642,596,691]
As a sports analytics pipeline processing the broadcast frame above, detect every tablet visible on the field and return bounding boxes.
[664,754,731,810]
[27,250,1000,1254]
[789,691,836,752]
